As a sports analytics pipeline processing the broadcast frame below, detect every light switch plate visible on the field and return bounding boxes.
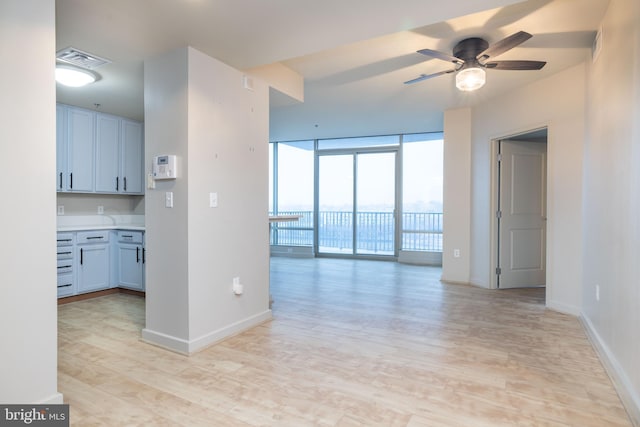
[209,192,218,208]
[165,191,173,208]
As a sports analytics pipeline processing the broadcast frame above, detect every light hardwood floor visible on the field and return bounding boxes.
[58,257,632,426]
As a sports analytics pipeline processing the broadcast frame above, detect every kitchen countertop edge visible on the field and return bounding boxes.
[57,225,146,232]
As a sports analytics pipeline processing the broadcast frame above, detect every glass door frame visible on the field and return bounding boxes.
[314,146,402,259]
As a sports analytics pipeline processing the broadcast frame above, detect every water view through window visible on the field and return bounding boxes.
[270,133,443,255]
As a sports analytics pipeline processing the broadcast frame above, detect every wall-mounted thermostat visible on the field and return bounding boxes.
[153,155,177,180]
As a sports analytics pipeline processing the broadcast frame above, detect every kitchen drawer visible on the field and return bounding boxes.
[57,273,74,298]
[57,247,73,260]
[57,259,73,274]
[76,230,109,244]
[56,233,74,247]
[117,230,143,244]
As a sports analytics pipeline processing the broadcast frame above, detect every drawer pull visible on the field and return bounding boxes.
[57,284,72,288]
[57,239,72,243]
[86,236,104,240]
[122,234,133,238]
[57,265,72,269]
[58,251,72,255]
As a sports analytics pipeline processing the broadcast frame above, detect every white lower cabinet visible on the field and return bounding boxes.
[76,231,111,294]
[57,233,75,297]
[57,229,145,298]
[115,231,145,291]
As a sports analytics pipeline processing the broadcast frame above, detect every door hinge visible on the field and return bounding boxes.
[497,153,502,162]
[496,210,502,219]
[496,267,502,275]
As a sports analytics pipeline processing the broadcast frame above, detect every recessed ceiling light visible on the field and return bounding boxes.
[55,65,97,87]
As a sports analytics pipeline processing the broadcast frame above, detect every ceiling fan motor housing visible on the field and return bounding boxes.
[453,37,489,65]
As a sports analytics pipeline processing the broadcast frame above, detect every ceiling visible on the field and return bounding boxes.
[55,0,610,141]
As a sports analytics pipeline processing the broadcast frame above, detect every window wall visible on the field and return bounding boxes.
[270,132,443,256]
[269,140,314,246]
[401,133,443,252]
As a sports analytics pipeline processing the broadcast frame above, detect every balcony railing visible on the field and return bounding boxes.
[270,210,442,253]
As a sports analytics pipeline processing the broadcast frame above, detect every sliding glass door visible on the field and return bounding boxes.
[317,150,397,257]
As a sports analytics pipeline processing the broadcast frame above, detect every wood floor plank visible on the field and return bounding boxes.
[58,257,632,426]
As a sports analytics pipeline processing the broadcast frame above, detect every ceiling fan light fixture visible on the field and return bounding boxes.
[55,65,97,87]
[456,67,485,91]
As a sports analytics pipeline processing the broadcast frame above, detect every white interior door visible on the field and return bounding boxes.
[498,140,547,288]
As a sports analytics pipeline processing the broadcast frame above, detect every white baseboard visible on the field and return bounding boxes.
[580,314,640,426]
[188,310,272,353]
[38,392,64,404]
[398,250,442,266]
[546,299,580,316]
[142,310,273,355]
[141,328,190,354]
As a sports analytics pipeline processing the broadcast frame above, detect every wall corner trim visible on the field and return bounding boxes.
[142,310,273,355]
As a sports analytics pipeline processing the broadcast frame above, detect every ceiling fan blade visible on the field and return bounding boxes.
[417,48,464,65]
[476,31,532,62]
[404,69,455,85]
[484,60,546,70]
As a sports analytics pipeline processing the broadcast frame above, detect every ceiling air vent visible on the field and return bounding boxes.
[56,47,111,70]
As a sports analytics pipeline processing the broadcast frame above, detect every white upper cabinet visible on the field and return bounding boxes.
[120,119,144,194]
[95,113,121,193]
[66,107,96,192]
[56,104,67,191]
[57,104,144,195]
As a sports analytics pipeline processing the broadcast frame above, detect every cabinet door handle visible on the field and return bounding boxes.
[59,172,63,189]
[80,248,83,265]
[70,173,73,189]
[116,176,119,191]
[136,246,140,263]
[142,248,146,264]
[124,177,127,192]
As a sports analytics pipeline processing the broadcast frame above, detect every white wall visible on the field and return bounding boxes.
[143,47,271,354]
[442,108,472,283]
[0,0,61,403]
[582,0,640,423]
[57,193,144,215]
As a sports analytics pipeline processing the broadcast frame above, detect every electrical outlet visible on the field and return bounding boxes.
[57,205,64,215]
[453,249,460,258]
[97,205,104,214]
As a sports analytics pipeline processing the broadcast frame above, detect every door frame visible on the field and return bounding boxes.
[314,146,401,259]
[489,126,548,290]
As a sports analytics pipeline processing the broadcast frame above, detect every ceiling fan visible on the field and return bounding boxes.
[405,31,546,91]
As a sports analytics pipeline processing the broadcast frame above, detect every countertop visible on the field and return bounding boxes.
[57,215,145,232]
